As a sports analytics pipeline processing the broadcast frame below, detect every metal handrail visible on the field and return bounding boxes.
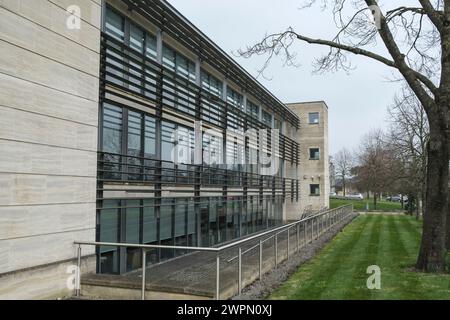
[75,204,350,252]
[73,204,353,300]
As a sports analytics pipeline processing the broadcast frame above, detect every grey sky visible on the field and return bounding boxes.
[167,0,404,155]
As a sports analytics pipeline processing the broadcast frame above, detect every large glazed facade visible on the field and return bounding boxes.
[0,0,328,299]
[97,1,300,274]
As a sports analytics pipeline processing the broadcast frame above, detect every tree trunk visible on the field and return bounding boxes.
[416,191,421,220]
[447,185,450,251]
[343,177,346,197]
[416,108,448,272]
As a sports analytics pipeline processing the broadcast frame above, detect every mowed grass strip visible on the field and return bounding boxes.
[269,215,450,300]
[330,199,402,211]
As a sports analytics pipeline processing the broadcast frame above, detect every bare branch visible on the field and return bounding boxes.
[418,0,444,31]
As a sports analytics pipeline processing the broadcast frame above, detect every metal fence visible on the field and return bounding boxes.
[74,204,353,300]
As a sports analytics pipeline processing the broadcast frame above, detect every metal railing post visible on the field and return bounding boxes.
[259,240,262,280]
[141,249,146,300]
[317,217,319,239]
[296,224,299,252]
[303,222,307,246]
[76,245,81,298]
[328,213,330,230]
[216,253,220,300]
[275,234,278,268]
[287,228,290,260]
[238,247,242,295]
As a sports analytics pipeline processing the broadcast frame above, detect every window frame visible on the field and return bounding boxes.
[308,112,320,125]
[309,148,320,160]
[310,184,320,196]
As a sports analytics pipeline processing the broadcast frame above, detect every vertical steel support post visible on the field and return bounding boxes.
[259,240,263,280]
[275,234,278,268]
[141,249,146,300]
[287,228,290,260]
[216,253,220,300]
[76,245,81,298]
[238,247,242,295]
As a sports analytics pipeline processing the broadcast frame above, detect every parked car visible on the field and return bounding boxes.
[347,193,364,200]
[388,195,408,203]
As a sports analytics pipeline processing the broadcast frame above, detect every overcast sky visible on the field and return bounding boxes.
[167,0,404,155]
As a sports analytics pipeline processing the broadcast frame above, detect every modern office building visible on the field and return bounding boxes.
[0,0,328,299]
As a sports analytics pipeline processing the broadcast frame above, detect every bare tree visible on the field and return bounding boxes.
[239,0,449,272]
[354,129,402,210]
[386,85,429,220]
[334,148,354,197]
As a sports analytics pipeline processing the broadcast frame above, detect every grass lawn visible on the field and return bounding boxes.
[269,215,450,300]
[330,198,403,211]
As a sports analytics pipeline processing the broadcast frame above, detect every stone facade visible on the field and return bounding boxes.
[0,0,101,299]
[285,102,330,220]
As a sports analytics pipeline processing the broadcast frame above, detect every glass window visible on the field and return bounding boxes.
[176,126,195,165]
[144,116,156,158]
[161,121,176,162]
[125,200,141,271]
[130,23,144,53]
[102,103,123,153]
[162,45,196,82]
[209,198,218,246]
[127,111,143,180]
[160,199,173,241]
[99,200,120,274]
[160,199,174,260]
[309,112,320,124]
[200,200,209,246]
[125,200,141,244]
[203,132,222,167]
[162,46,176,70]
[143,200,157,243]
[201,70,223,126]
[142,199,158,264]
[187,200,196,246]
[310,184,320,196]
[247,100,259,120]
[145,34,157,61]
[227,88,243,110]
[105,8,125,41]
[274,118,282,130]
[201,70,223,97]
[127,111,142,157]
[218,200,226,243]
[175,199,187,251]
[262,110,272,128]
[309,148,320,160]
